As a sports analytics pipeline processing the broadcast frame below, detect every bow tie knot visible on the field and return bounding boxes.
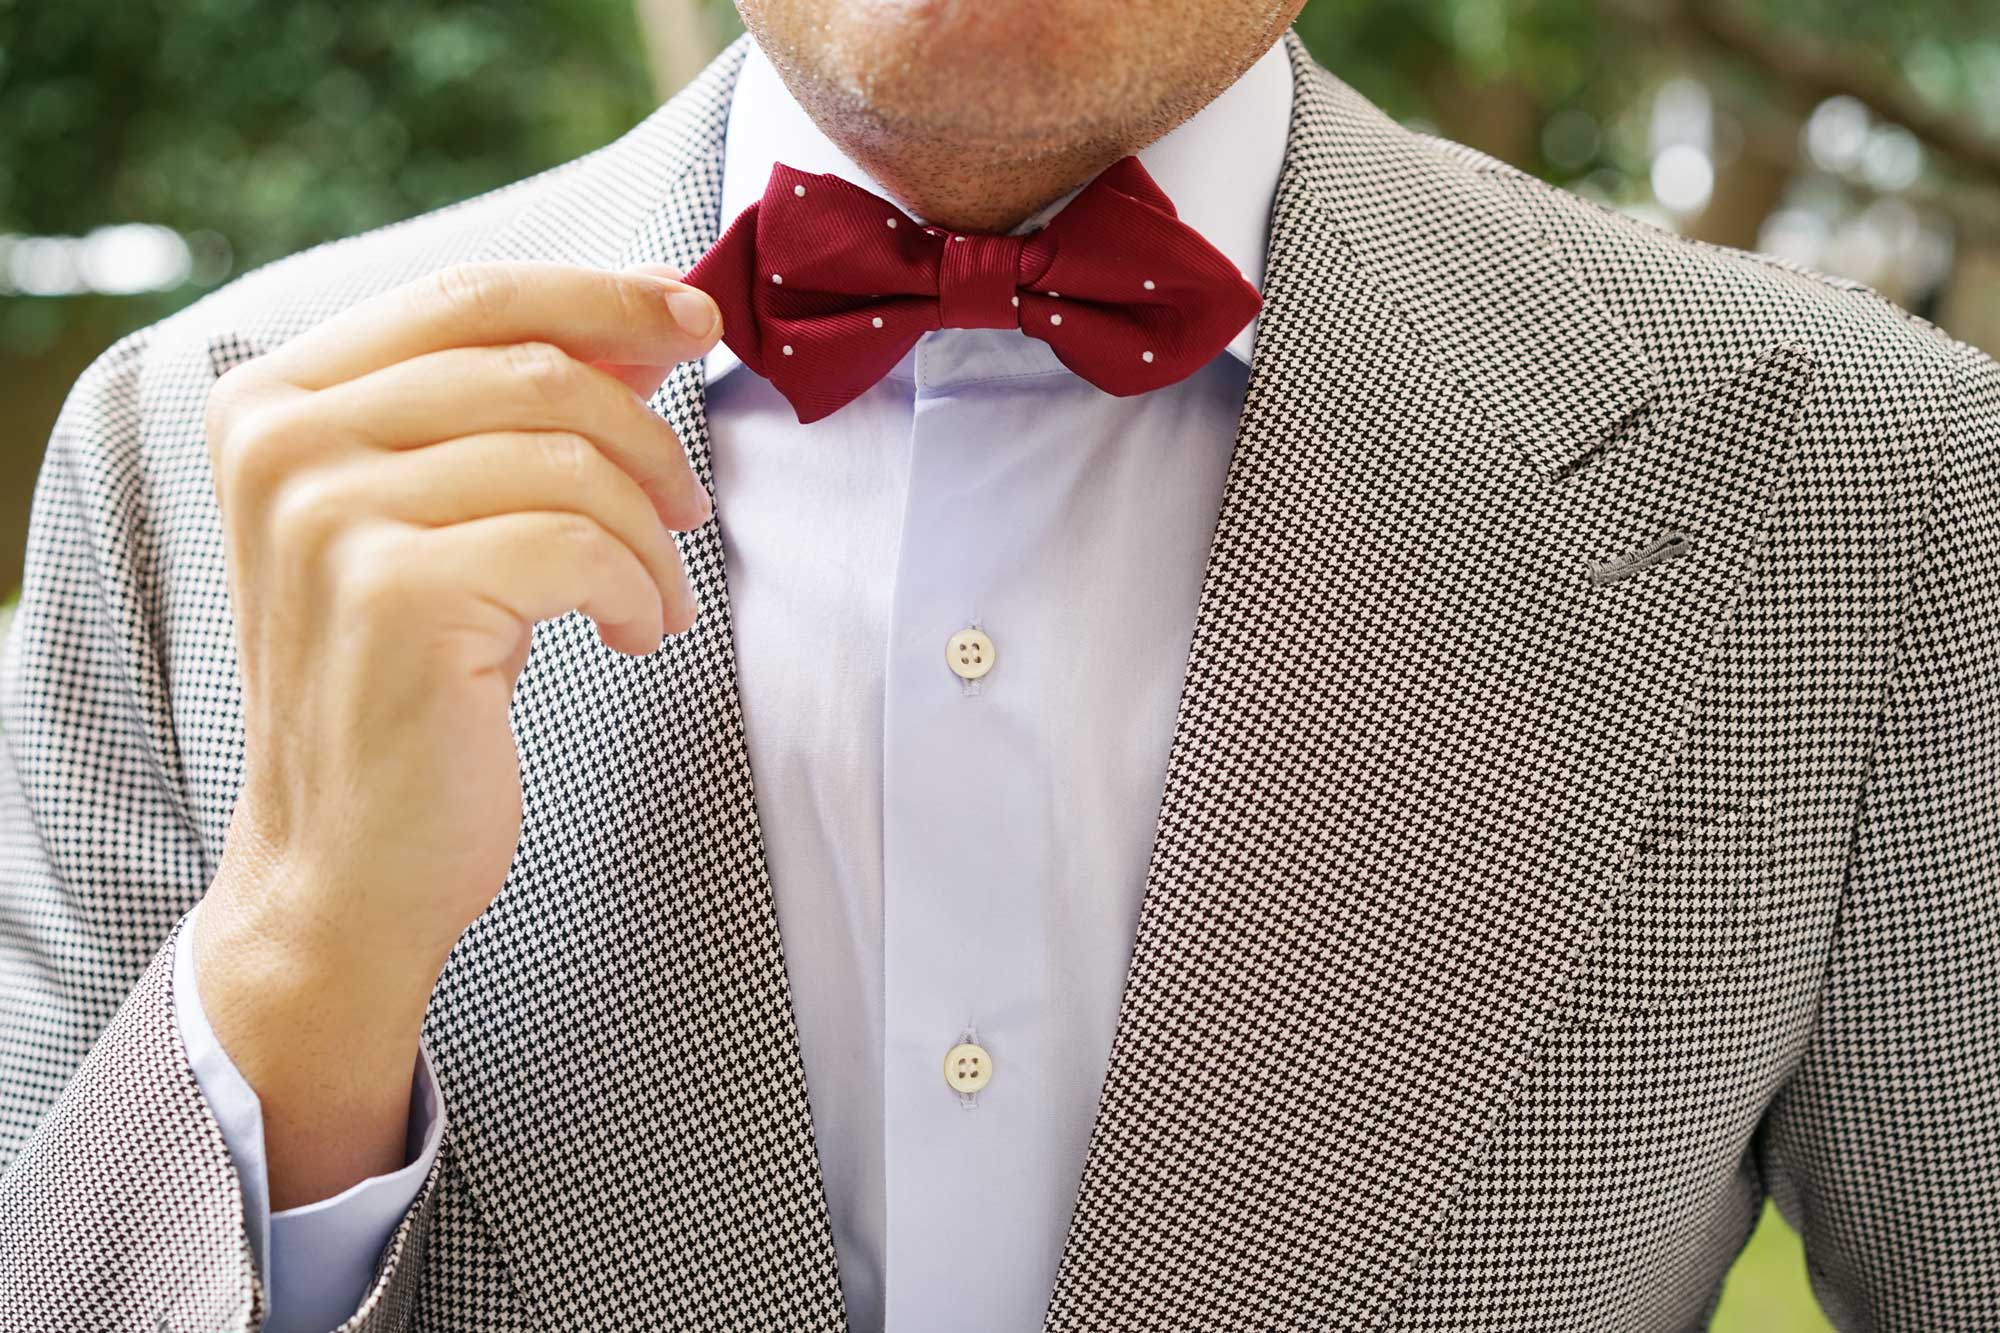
[684,156,1261,423]
[937,230,1028,331]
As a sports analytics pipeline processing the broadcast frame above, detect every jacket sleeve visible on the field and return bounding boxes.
[1756,335,2000,1330]
[0,332,443,1332]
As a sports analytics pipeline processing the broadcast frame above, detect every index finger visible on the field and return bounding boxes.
[251,260,724,392]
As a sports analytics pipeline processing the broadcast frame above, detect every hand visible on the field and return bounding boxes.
[190,260,722,1206]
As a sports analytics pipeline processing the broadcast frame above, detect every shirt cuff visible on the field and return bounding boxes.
[171,899,446,1332]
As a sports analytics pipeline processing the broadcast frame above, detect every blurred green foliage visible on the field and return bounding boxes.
[1290,0,2000,132]
[0,0,656,274]
[1290,0,2000,209]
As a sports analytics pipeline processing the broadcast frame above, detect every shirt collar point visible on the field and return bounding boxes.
[703,341,745,386]
[1225,319,1258,369]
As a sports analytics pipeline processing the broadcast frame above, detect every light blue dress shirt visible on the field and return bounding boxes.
[173,31,1293,1333]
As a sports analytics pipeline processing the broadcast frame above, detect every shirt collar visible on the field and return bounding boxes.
[701,32,1294,386]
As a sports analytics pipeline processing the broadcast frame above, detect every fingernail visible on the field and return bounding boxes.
[667,288,720,340]
[625,261,683,281]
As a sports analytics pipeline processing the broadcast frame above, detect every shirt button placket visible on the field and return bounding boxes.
[882,332,1040,1328]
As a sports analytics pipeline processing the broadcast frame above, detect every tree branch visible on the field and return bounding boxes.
[1675,0,2000,181]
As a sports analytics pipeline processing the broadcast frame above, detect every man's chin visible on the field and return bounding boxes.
[743,0,1110,97]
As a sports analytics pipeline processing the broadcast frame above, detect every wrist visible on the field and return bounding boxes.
[198,837,450,1016]
[194,904,430,1058]
[195,874,440,1051]
[191,882,440,1207]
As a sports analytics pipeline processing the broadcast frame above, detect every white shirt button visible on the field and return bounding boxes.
[945,626,995,680]
[944,1041,993,1093]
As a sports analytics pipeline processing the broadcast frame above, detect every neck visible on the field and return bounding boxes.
[755,44,1221,236]
[803,115,1140,235]
[845,137,1135,235]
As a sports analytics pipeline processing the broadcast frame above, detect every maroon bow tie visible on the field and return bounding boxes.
[681,155,1263,423]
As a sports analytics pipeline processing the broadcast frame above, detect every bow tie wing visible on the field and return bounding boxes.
[1017,156,1262,396]
[685,164,941,423]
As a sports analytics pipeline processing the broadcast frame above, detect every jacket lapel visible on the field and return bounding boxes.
[1040,34,1807,1330]
[421,36,851,1332]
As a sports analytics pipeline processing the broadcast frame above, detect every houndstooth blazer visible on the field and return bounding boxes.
[2,27,1997,1332]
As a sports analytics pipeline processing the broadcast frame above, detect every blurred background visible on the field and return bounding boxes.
[4,2,1996,1322]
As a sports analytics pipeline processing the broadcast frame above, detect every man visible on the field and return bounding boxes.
[1,0,1996,1328]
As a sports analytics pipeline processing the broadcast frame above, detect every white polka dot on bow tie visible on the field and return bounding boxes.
[1050,313,1063,326]
[1143,279,1156,290]
[872,316,884,328]
[1011,295,1019,307]
[794,184,806,197]
[1142,350,1154,363]
[1049,291,1060,298]
[782,344,794,355]
[886,217,898,228]
[771,273,783,284]
[954,235,966,243]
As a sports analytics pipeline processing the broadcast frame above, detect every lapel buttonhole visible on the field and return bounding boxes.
[1589,529,1695,585]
